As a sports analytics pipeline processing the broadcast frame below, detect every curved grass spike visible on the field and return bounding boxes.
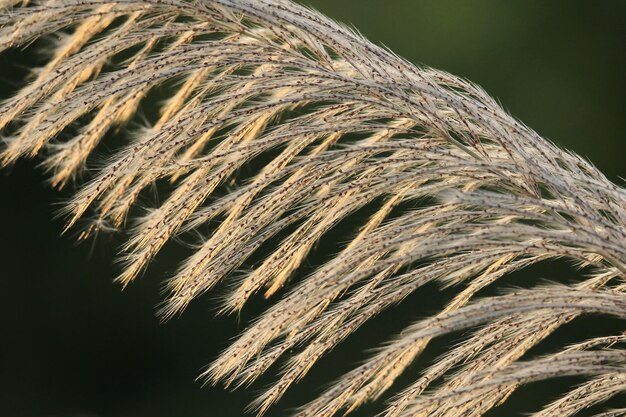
[1,1,625,416]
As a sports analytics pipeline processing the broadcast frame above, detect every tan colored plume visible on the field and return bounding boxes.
[0,1,625,416]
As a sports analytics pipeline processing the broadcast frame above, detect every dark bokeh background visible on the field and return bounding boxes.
[0,2,624,417]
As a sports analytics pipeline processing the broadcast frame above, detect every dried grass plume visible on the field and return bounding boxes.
[1,1,625,416]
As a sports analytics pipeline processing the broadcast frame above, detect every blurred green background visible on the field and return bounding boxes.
[0,1,624,417]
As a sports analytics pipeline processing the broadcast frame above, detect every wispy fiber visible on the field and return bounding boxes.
[1,1,625,416]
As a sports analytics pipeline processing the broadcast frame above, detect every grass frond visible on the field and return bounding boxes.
[1,1,624,416]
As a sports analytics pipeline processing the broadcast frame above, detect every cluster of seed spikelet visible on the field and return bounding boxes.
[1,1,625,416]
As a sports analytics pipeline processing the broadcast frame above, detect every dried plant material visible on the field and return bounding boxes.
[1,1,625,416]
